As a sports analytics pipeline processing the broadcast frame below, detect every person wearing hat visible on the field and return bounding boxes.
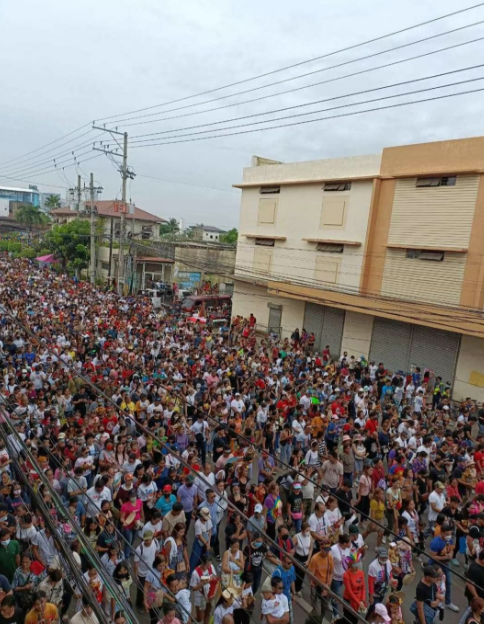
[287,482,304,533]
[261,576,289,624]
[213,589,235,624]
[247,504,266,541]
[411,565,444,624]
[156,485,177,518]
[373,603,391,623]
[133,529,159,609]
[368,547,393,605]
[308,538,334,621]
[189,508,213,574]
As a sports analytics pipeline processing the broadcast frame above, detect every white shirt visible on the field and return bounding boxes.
[85,486,112,518]
[308,513,328,538]
[134,540,160,577]
[428,491,446,522]
[330,544,351,581]
[70,611,100,624]
[262,593,289,620]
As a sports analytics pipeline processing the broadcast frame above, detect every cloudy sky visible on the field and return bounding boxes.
[1,0,484,228]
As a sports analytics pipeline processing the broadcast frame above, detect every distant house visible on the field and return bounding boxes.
[50,200,165,241]
[192,224,226,242]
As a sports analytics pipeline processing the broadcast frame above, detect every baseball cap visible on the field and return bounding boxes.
[376,547,388,559]
[58,433,66,440]
[163,485,172,493]
[187,474,196,484]
[349,524,359,534]
[254,504,263,513]
[374,604,391,622]
[200,507,210,518]
[142,530,154,540]
[293,483,302,490]
[435,481,445,489]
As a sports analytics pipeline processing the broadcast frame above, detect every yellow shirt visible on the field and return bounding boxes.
[370,499,385,521]
[26,604,59,624]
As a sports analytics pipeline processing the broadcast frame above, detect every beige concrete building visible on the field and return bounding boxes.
[232,137,484,401]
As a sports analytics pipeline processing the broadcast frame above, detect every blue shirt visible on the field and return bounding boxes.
[272,565,296,600]
[155,494,176,516]
[429,536,452,564]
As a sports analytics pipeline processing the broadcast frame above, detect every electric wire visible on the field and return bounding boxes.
[0,123,93,168]
[124,44,484,135]
[128,85,484,148]
[97,3,484,124]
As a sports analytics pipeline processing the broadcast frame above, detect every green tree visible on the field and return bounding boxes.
[44,194,61,209]
[159,218,180,236]
[44,219,90,275]
[220,228,238,244]
[16,205,50,229]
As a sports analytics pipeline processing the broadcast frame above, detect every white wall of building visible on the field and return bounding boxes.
[232,282,304,339]
[240,153,382,185]
[236,179,375,290]
[454,335,484,402]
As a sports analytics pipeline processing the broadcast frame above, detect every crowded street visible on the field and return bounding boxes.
[0,256,481,624]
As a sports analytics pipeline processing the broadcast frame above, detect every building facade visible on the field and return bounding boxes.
[192,225,226,242]
[232,136,484,401]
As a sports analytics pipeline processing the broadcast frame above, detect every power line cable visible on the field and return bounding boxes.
[0,129,102,176]
[127,77,484,146]
[0,136,105,179]
[117,31,484,132]
[0,123,93,168]
[128,86,484,148]
[128,65,484,141]
[96,2,484,124]
[120,36,484,131]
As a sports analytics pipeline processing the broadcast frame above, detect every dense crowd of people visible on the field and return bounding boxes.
[0,257,482,624]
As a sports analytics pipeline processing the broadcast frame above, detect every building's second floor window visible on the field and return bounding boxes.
[259,186,280,194]
[324,182,351,191]
[255,238,275,246]
[316,242,344,253]
[415,176,456,187]
[142,226,153,240]
[406,249,444,261]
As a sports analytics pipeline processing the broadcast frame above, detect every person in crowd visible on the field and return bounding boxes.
[0,256,477,624]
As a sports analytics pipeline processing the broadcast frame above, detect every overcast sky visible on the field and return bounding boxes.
[1,0,484,229]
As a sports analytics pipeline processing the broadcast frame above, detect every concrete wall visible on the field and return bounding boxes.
[240,153,382,185]
[341,311,374,359]
[235,179,374,290]
[232,282,305,339]
[454,335,484,402]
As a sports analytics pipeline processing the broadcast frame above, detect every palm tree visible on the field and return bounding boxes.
[44,194,61,209]
[16,205,50,243]
[160,217,180,236]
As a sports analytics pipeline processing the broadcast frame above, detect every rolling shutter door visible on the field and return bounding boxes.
[408,326,460,384]
[369,318,412,372]
[321,307,345,357]
[303,303,324,350]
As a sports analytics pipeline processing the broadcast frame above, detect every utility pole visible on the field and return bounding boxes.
[77,174,82,213]
[88,174,103,285]
[92,127,135,295]
[118,132,128,294]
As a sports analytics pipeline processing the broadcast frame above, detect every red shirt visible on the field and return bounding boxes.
[365,419,378,435]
